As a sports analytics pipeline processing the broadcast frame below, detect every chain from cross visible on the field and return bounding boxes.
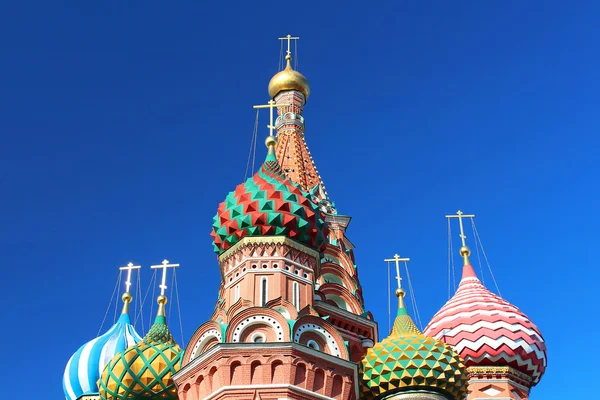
[253,100,290,137]
[150,259,179,297]
[384,254,410,290]
[445,210,475,247]
[278,34,300,57]
[119,262,141,293]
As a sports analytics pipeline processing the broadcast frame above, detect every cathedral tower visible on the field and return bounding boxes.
[270,34,376,363]
[174,35,377,400]
[424,212,547,399]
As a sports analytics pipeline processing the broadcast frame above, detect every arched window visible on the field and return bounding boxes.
[260,277,268,306]
[307,340,319,350]
[292,281,300,311]
[234,284,240,302]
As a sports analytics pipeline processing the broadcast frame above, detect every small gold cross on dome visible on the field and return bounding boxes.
[384,254,410,290]
[150,259,179,296]
[119,262,141,293]
[278,34,300,57]
[445,210,475,247]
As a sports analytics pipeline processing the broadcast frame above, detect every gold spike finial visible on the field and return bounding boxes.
[446,210,476,265]
[119,262,141,314]
[395,287,407,309]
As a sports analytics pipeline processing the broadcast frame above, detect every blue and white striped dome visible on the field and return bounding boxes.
[63,312,142,400]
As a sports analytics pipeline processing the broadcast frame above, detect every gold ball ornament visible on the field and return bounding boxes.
[460,246,471,257]
[157,295,167,305]
[121,292,132,303]
[265,135,277,148]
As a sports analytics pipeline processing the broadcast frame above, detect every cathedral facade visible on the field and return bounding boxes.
[63,36,547,400]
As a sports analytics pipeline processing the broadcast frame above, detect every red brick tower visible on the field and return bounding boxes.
[270,34,376,364]
[173,35,377,400]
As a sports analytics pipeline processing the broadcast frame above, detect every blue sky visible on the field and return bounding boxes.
[1,1,597,398]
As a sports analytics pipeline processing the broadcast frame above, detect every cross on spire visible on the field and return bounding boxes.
[384,254,410,290]
[150,259,179,297]
[253,100,290,137]
[446,210,475,247]
[278,34,300,58]
[119,262,141,293]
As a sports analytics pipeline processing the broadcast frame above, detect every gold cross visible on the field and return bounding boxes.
[119,262,141,293]
[278,34,300,57]
[384,254,410,289]
[253,100,290,137]
[150,259,179,296]
[446,210,475,246]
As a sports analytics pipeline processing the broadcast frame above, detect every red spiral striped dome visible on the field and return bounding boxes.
[424,264,547,385]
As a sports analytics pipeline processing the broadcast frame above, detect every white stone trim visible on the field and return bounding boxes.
[189,329,222,360]
[293,323,341,358]
[231,315,284,343]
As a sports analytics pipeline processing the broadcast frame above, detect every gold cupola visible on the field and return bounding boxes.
[268,54,310,100]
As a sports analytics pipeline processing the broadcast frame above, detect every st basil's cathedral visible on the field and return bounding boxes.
[63,35,547,400]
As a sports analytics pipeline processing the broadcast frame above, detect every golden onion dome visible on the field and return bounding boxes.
[268,56,310,100]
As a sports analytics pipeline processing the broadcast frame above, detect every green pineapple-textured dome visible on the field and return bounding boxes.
[99,304,183,400]
[210,148,329,255]
[361,291,467,400]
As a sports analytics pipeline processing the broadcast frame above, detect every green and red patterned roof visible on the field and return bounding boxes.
[360,295,467,400]
[211,151,329,255]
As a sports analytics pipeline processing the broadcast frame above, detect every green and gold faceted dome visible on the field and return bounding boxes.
[361,290,467,400]
[99,297,183,400]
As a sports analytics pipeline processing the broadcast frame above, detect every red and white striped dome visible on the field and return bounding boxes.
[424,263,547,385]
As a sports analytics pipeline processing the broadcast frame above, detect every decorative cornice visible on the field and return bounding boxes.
[218,236,320,263]
[466,366,533,386]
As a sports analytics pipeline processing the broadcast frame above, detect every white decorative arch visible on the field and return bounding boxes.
[190,329,222,360]
[293,323,342,358]
[231,315,284,343]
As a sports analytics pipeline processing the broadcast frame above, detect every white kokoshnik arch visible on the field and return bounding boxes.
[189,329,222,361]
[231,315,285,343]
[293,323,342,358]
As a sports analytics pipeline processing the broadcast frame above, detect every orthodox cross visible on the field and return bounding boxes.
[150,259,179,296]
[253,100,289,136]
[119,262,141,293]
[384,254,410,289]
[445,210,475,246]
[278,34,300,57]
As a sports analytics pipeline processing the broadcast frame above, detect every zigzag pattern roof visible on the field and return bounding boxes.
[424,264,547,385]
[211,152,328,255]
[63,312,142,400]
[99,315,182,400]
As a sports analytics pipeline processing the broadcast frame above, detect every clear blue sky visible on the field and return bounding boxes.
[1,1,597,398]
